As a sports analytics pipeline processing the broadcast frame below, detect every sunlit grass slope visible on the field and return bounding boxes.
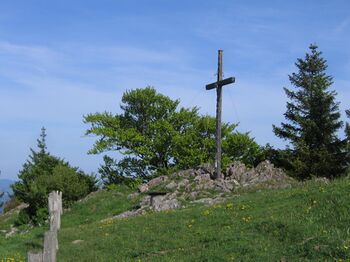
[1,177,350,261]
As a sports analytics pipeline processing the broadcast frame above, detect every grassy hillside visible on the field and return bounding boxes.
[1,176,350,261]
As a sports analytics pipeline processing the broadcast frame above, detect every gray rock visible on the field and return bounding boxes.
[214,179,234,192]
[140,195,151,207]
[177,179,189,189]
[314,177,330,184]
[113,209,145,219]
[118,160,292,220]
[193,173,215,191]
[165,181,177,190]
[151,195,181,211]
[255,160,274,172]
[167,192,178,200]
[176,169,196,178]
[138,184,149,193]
[230,179,240,186]
[226,162,248,179]
[147,176,168,188]
[194,173,211,183]
[198,163,214,175]
[5,225,18,238]
[189,191,199,200]
[127,192,139,200]
[191,197,225,205]
[138,175,169,193]
[240,171,257,183]
[224,160,292,189]
[185,183,192,191]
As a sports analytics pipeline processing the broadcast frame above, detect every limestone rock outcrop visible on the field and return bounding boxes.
[114,160,293,219]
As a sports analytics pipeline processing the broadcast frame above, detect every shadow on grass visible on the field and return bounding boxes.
[25,241,42,251]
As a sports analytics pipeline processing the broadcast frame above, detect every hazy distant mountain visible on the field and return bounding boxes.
[0,179,13,214]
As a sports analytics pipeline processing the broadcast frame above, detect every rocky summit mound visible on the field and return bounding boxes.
[113,160,294,219]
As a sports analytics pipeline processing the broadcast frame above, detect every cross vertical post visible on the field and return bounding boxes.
[206,50,235,179]
[216,50,223,179]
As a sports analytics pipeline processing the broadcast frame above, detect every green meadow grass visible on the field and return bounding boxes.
[1,177,350,261]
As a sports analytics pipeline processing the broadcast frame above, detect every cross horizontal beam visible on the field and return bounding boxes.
[205,77,235,90]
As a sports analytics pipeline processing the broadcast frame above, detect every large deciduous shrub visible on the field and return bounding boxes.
[85,87,262,186]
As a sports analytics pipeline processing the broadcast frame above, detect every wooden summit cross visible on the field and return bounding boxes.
[206,50,235,179]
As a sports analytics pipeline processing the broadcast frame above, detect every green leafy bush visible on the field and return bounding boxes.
[15,209,31,226]
[85,87,263,185]
[224,131,264,167]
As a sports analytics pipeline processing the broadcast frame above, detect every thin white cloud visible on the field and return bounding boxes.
[334,18,349,34]
[0,41,63,65]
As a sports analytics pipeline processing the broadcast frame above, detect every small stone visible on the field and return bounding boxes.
[113,208,146,219]
[314,177,330,184]
[5,226,18,238]
[72,240,84,244]
[189,191,199,200]
[138,184,149,193]
[191,197,224,205]
[231,179,240,186]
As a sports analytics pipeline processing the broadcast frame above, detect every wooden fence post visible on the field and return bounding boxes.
[27,252,43,262]
[43,230,57,262]
[27,191,63,262]
[49,191,62,232]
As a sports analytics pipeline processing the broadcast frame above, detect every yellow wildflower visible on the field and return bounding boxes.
[202,210,210,216]
[241,216,252,223]
[226,203,233,209]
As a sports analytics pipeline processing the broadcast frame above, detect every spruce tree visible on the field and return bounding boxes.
[273,44,348,179]
[12,127,65,219]
[12,127,97,224]
[346,109,350,141]
[346,110,350,159]
[0,171,4,209]
[0,192,4,210]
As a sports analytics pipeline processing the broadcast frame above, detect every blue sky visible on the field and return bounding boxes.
[0,0,349,180]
